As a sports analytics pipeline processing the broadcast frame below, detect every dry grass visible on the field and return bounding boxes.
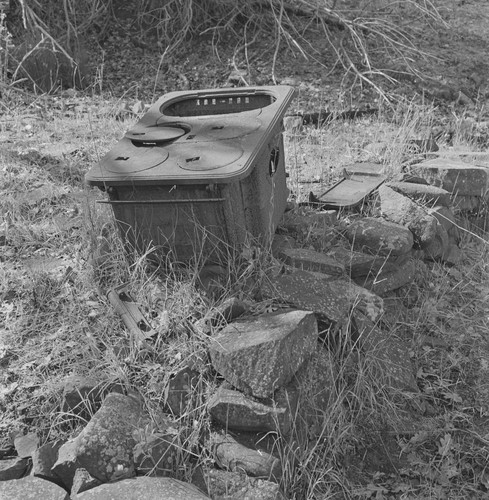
[4,0,447,95]
[1,89,489,498]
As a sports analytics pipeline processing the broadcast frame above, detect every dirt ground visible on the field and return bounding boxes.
[93,0,489,115]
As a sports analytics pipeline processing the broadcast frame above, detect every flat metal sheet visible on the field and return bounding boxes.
[318,174,386,208]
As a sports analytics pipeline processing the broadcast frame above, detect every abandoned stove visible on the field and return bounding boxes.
[85,86,296,261]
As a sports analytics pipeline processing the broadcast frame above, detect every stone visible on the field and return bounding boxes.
[61,374,103,414]
[386,181,451,207]
[0,475,69,499]
[195,297,250,335]
[0,456,29,480]
[280,210,338,242]
[133,430,180,477]
[399,173,429,185]
[292,346,337,435]
[207,432,281,480]
[354,259,416,297]
[73,476,210,499]
[441,243,463,265]
[451,194,481,212]
[378,184,439,249]
[327,246,412,278]
[271,234,298,259]
[411,157,489,196]
[354,312,418,392]
[345,217,413,256]
[31,439,65,484]
[52,393,144,490]
[51,438,78,490]
[428,206,460,243]
[208,386,297,435]
[278,247,345,275]
[14,432,39,458]
[165,366,201,416]
[263,270,384,324]
[71,468,102,495]
[421,222,450,261]
[204,469,285,500]
[209,310,317,398]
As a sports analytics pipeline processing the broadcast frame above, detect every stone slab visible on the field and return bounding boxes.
[32,439,65,485]
[208,386,297,435]
[207,432,281,480]
[378,184,439,248]
[386,181,451,207]
[73,476,210,499]
[279,247,345,275]
[0,456,29,480]
[262,270,384,324]
[52,393,144,490]
[133,430,180,477]
[345,217,413,256]
[411,157,489,196]
[204,468,285,500]
[354,259,416,297]
[0,475,69,499]
[327,246,412,278]
[209,310,317,398]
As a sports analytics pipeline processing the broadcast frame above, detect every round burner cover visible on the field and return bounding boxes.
[125,124,187,144]
[156,117,261,142]
[173,142,244,171]
[103,139,169,174]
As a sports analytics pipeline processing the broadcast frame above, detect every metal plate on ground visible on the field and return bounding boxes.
[318,174,386,209]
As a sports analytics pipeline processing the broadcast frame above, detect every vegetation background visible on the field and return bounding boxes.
[1,0,489,498]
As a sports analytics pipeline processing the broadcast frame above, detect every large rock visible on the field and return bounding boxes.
[278,247,345,276]
[32,439,65,485]
[208,385,297,435]
[71,468,102,496]
[209,310,317,398]
[420,222,450,261]
[378,184,439,249]
[14,432,39,458]
[60,375,104,413]
[354,259,416,297]
[207,432,281,480]
[73,476,210,499]
[0,457,29,480]
[204,468,285,500]
[0,475,69,499]
[386,181,451,207]
[195,297,251,336]
[292,346,337,435]
[280,210,339,246]
[410,157,489,196]
[326,246,412,278]
[344,217,413,256]
[271,234,298,259]
[428,206,461,243]
[133,430,180,477]
[164,365,201,416]
[262,270,383,325]
[52,393,145,490]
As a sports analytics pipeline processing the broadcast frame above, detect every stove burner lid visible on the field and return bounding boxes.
[173,142,244,171]
[103,140,169,173]
[125,124,187,145]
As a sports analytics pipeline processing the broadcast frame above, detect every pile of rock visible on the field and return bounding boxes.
[1,152,486,499]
